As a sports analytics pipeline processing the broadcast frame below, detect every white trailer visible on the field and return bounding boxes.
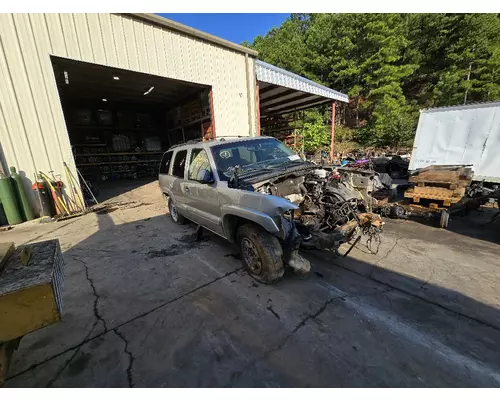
[409,101,500,183]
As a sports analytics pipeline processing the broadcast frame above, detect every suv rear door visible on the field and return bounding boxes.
[167,149,193,218]
[158,150,173,192]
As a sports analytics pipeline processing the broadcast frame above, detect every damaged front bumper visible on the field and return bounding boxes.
[282,210,383,252]
[279,211,311,275]
[276,209,383,274]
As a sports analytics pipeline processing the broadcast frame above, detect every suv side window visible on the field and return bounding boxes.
[188,149,212,181]
[172,150,187,178]
[159,151,173,174]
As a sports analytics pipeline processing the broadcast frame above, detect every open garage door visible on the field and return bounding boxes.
[51,57,214,200]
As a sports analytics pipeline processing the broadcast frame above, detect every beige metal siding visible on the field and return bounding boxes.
[0,13,257,212]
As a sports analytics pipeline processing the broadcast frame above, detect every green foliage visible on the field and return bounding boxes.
[334,125,356,142]
[247,13,500,149]
[294,111,331,152]
[297,112,360,152]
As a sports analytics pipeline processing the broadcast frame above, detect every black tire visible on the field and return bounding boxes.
[236,223,284,284]
[166,194,186,225]
[390,205,405,219]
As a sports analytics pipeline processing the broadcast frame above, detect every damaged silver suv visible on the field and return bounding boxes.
[159,136,382,283]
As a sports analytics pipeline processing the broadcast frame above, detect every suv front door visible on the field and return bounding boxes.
[184,148,223,235]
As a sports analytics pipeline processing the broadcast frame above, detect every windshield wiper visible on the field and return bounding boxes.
[267,159,308,171]
[237,166,276,176]
[232,161,277,175]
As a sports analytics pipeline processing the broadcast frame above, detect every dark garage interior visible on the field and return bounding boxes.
[51,56,214,200]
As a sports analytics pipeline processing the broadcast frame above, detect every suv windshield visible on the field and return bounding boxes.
[210,138,301,181]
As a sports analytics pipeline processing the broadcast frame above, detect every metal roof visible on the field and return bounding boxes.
[256,60,349,104]
[421,100,500,113]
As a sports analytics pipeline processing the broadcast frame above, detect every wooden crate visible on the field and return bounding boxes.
[0,243,15,275]
[0,240,64,343]
[409,165,473,186]
[405,165,473,207]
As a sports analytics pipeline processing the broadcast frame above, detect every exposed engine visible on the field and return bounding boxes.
[254,167,384,253]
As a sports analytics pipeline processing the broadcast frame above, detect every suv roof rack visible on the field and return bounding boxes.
[167,138,204,150]
[218,136,247,141]
[166,135,267,151]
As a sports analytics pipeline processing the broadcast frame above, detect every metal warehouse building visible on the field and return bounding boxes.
[0,13,347,215]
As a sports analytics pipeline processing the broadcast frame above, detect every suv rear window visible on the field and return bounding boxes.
[159,151,173,174]
[172,150,187,178]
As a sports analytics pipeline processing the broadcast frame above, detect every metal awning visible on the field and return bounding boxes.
[256,60,349,117]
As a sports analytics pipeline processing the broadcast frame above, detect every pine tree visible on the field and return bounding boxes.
[431,14,500,105]
[246,13,500,148]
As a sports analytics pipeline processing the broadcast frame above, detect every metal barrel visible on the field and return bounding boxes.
[32,177,55,217]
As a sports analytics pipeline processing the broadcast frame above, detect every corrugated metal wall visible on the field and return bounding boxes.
[0,13,257,212]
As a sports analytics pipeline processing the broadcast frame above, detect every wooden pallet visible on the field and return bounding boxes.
[404,185,465,207]
[409,165,473,186]
[406,165,473,207]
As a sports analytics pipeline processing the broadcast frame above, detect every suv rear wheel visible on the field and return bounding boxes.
[165,194,186,225]
[236,223,284,284]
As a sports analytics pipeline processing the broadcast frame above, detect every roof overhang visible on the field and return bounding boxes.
[256,60,348,116]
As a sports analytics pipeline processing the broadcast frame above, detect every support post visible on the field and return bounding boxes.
[255,81,261,136]
[330,102,336,162]
[209,89,216,139]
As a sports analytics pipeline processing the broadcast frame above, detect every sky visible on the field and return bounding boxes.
[156,14,290,45]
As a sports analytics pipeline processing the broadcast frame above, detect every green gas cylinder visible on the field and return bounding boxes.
[0,172,23,225]
[0,197,9,226]
[10,166,35,221]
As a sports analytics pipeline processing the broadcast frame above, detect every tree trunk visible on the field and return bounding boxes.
[464,62,472,105]
[355,95,360,128]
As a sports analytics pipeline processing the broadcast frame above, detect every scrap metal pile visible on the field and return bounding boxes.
[252,166,385,254]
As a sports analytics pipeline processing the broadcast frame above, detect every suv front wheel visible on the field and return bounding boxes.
[236,223,284,284]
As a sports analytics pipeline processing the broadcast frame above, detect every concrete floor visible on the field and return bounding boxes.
[2,180,500,387]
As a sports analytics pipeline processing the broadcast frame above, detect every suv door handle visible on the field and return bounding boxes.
[185,186,190,193]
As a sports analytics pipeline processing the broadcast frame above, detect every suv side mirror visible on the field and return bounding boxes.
[198,169,214,184]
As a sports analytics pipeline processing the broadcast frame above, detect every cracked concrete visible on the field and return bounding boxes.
[226,286,395,387]
[113,329,134,388]
[2,180,500,387]
[78,257,108,332]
